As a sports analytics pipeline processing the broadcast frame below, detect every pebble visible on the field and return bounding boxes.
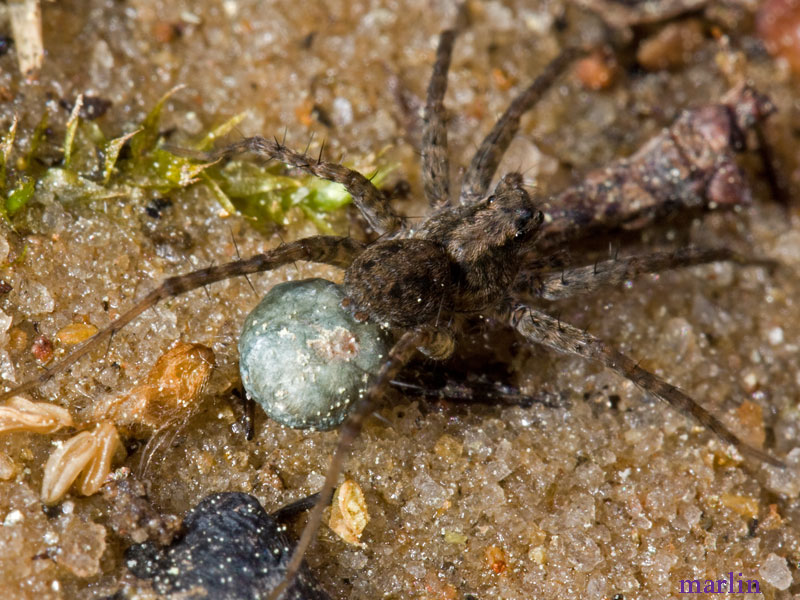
[758,552,792,590]
[758,0,800,75]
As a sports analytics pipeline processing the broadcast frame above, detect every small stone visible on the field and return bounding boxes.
[4,509,23,525]
[758,553,792,590]
[735,400,766,448]
[410,471,448,509]
[53,515,106,578]
[102,471,180,546]
[720,493,759,520]
[484,545,507,574]
[758,0,800,75]
[528,545,546,565]
[56,322,98,345]
[444,531,467,545]
[765,448,800,497]
[0,452,16,480]
[331,97,354,127]
[637,19,705,71]
[329,479,369,546]
[31,335,54,363]
[433,434,463,463]
[767,326,784,346]
[238,279,389,430]
[89,38,114,88]
[575,50,617,90]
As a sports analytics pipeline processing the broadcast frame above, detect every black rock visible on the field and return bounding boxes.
[126,492,331,600]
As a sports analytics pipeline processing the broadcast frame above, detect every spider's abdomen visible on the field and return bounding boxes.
[344,239,452,328]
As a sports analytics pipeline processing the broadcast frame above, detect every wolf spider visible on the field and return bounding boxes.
[1,5,786,599]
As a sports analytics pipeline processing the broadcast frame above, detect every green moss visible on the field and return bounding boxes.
[0,88,394,230]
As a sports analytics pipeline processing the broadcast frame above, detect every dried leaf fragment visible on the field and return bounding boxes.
[41,421,122,504]
[329,479,369,546]
[0,396,73,434]
[95,342,215,431]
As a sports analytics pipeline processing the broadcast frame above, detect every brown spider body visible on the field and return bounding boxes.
[344,173,542,331]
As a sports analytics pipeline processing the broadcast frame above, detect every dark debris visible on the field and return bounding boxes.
[125,492,331,600]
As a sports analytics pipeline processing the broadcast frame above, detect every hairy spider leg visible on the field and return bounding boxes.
[509,304,784,467]
[420,4,468,207]
[209,137,405,235]
[0,236,364,401]
[459,47,583,206]
[267,328,434,600]
[392,371,567,409]
[514,246,777,301]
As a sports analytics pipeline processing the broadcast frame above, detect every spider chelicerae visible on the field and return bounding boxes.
[2,5,786,599]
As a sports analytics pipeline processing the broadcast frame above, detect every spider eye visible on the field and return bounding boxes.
[486,195,496,205]
[514,230,525,239]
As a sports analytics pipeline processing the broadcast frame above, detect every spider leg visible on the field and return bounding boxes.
[208,137,405,235]
[0,236,364,402]
[515,247,776,301]
[267,327,434,600]
[459,47,582,206]
[752,121,789,206]
[508,304,784,467]
[420,4,468,207]
[392,372,566,409]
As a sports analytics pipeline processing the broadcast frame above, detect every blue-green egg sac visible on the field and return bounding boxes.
[238,278,390,430]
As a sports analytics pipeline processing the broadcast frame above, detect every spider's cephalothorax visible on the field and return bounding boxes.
[343,173,543,331]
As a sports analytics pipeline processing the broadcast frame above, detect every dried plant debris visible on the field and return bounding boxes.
[575,0,709,28]
[125,492,331,600]
[329,479,369,547]
[534,83,774,252]
[7,0,43,78]
[0,86,392,230]
[0,395,72,434]
[41,421,122,504]
[93,341,215,434]
[102,469,181,546]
